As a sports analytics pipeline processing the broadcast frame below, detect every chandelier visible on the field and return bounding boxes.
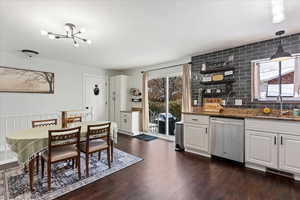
[41,23,91,48]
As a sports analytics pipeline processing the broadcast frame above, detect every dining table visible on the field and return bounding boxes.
[6,120,118,191]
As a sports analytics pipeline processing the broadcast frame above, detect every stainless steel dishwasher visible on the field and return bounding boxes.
[210,117,244,163]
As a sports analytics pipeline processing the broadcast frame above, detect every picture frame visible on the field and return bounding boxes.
[0,66,55,94]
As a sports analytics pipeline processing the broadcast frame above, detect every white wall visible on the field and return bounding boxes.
[121,57,191,110]
[0,52,110,115]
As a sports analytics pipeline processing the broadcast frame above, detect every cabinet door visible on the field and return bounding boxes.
[120,113,131,132]
[279,134,300,174]
[184,124,209,153]
[245,130,278,169]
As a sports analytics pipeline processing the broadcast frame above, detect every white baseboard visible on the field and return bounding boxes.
[245,162,266,172]
[185,148,211,158]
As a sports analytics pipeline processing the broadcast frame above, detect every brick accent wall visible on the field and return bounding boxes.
[191,33,300,109]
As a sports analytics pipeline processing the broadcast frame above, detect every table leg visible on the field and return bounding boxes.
[29,158,34,192]
[110,139,114,162]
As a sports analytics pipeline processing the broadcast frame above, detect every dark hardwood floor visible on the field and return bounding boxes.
[58,134,300,200]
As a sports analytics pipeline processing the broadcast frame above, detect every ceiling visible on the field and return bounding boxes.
[1,0,300,69]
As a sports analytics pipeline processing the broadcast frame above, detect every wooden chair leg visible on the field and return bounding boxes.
[77,156,81,179]
[72,159,75,169]
[86,154,89,177]
[98,151,101,161]
[41,157,45,178]
[111,140,114,162]
[36,155,39,174]
[47,161,51,191]
[107,148,111,168]
[29,159,34,192]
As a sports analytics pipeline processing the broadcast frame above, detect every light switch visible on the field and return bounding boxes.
[235,99,242,106]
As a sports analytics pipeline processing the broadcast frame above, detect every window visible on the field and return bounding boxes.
[252,56,300,101]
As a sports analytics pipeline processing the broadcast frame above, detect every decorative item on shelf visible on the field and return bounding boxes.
[129,88,141,96]
[201,63,207,71]
[293,108,299,116]
[263,106,271,114]
[132,98,142,102]
[40,23,92,48]
[203,103,223,113]
[130,88,142,102]
[201,74,212,82]
[212,74,224,81]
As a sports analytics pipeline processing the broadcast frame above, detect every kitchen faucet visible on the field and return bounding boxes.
[277,95,288,115]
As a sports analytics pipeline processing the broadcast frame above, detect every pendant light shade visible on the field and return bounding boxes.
[271,30,292,61]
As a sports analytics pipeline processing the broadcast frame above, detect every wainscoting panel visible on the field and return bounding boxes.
[0,110,92,152]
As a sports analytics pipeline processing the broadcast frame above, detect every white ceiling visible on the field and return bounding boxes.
[0,0,300,69]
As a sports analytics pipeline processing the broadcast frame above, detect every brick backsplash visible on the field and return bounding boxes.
[191,33,300,109]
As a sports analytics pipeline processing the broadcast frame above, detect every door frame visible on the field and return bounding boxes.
[82,73,108,120]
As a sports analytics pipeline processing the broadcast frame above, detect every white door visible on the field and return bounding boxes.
[279,134,300,174]
[184,124,209,153]
[245,130,278,169]
[83,74,107,121]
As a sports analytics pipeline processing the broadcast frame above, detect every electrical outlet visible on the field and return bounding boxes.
[193,100,198,105]
[235,99,243,106]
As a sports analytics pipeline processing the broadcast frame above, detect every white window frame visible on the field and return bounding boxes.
[251,54,300,102]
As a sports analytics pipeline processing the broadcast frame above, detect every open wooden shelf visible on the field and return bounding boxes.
[200,79,235,85]
[200,66,235,74]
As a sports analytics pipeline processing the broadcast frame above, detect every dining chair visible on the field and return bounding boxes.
[66,116,82,124]
[31,119,58,174]
[32,119,58,128]
[41,126,81,191]
[80,123,111,177]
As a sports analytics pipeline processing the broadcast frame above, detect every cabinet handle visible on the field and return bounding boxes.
[281,136,283,145]
[192,119,198,121]
[274,136,277,145]
[205,128,208,134]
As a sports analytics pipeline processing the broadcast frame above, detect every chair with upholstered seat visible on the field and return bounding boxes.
[41,126,81,191]
[31,119,58,174]
[80,123,111,177]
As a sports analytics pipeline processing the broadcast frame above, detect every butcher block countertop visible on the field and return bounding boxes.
[182,107,300,121]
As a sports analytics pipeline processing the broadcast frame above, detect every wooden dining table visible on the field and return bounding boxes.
[6,120,118,191]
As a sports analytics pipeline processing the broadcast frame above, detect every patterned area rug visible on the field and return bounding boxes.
[0,148,142,200]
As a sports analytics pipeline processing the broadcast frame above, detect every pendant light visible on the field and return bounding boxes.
[271,30,292,61]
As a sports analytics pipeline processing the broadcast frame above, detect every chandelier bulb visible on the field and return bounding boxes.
[48,34,55,40]
[74,42,79,48]
[80,28,86,33]
[41,30,48,36]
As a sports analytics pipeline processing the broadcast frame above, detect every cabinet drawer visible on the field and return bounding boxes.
[183,114,209,125]
[245,119,300,136]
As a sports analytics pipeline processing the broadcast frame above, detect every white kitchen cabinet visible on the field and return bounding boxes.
[183,114,210,157]
[119,111,141,136]
[245,130,278,169]
[279,134,300,174]
[245,118,300,180]
[184,124,209,153]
